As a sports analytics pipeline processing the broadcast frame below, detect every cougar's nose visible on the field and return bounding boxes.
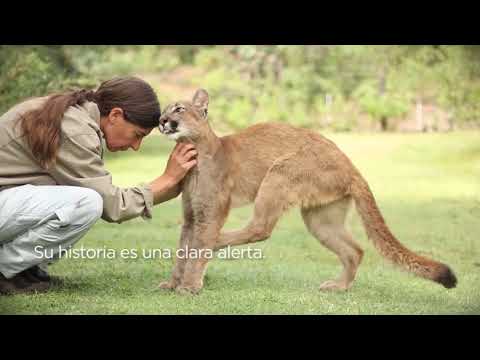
[159,116,168,126]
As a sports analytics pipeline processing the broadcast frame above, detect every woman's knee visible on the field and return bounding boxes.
[79,188,104,225]
[60,188,104,227]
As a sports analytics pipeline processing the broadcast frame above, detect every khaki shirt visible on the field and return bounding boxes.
[0,97,156,223]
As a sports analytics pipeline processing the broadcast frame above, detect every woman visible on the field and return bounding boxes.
[0,76,197,295]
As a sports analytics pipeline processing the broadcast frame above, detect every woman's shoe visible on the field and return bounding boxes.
[0,272,50,295]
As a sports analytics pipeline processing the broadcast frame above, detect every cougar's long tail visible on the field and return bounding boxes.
[350,174,457,289]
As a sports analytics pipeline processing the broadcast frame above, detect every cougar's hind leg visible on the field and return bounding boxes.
[214,158,300,251]
[301,197,364,291]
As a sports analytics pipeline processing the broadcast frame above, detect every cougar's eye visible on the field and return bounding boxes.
[175,107,184,113]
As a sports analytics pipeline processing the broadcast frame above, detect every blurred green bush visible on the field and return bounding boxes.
[2,45,479,132]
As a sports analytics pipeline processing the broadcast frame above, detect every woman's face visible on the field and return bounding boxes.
[101,108,153,152]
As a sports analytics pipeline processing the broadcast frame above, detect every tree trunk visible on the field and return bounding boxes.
[380,116,388,131]
[378,65,388,131]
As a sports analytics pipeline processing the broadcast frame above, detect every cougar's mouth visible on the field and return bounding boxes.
[163,127,178,135]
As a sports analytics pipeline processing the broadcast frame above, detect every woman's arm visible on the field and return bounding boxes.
[49,135,197,223]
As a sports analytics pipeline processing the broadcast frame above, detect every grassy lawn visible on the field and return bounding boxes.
[1,130,479,314]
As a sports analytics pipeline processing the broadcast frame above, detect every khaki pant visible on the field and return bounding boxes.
[0,185,103,278]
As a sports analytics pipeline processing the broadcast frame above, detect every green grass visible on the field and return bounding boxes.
[1,131,479,314]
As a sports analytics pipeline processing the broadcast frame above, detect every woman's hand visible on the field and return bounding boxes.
[163,142,198,184]
[150,142,197,205]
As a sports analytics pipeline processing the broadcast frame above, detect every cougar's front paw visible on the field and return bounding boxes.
[175,285,202,296]
[158,280,178,291]
[319,280,350,292]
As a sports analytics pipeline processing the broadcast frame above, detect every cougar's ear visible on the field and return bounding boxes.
[192,89,209,119]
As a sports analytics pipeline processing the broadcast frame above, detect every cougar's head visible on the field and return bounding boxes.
[159,89,210,142]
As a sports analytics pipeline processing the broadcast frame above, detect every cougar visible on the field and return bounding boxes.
[157,89,457,295]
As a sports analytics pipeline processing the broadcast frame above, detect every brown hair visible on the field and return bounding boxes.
[19,76,160,169]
